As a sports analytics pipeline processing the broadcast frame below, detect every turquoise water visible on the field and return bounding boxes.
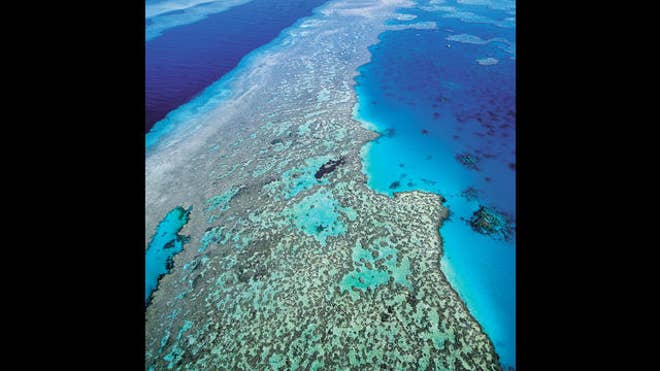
[286,188,356,247]
[145,206,192,305]
[355,0,516,367]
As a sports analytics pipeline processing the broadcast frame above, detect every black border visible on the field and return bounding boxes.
[31,0,618,367]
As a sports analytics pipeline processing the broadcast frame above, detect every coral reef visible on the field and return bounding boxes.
[469,205,514,241]
[455,152,480,170]
[145,0,504,369]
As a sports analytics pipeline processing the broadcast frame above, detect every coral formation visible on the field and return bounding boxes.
[145,0,505,369]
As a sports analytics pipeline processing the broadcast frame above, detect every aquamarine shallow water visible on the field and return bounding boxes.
[145,206,192,305]
[356,0,516,367]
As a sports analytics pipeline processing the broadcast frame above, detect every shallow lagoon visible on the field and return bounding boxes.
[145,206,192,305]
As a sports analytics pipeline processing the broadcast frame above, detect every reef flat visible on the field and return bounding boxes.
[145,0,502,369]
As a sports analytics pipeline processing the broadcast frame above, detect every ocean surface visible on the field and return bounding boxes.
[355,0,516,367]
[145,0,328,132]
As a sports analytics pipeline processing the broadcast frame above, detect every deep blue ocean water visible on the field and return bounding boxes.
[355,1,516,368]
[145,0,328,132]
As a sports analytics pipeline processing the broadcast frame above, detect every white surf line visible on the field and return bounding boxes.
[146,0,256,41]
[146,0,252,19]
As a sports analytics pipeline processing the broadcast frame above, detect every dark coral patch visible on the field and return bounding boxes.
[315,157,345,179]
[381,128,396,138]
[165,256,174,272]
[461,187,480,202]
[469,205,514,241]
[389,181,400,189]
[407,294,417,308]
[455,152,480,170]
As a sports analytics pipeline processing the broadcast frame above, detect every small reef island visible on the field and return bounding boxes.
[145,0,516,369]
